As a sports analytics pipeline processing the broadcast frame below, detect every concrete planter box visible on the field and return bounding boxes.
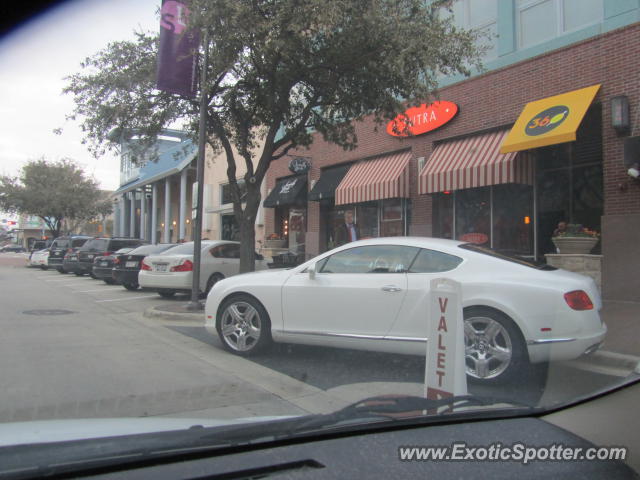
[552,236,599,254]
[263,239,287,249]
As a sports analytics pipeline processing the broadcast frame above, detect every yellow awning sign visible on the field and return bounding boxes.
[500,84,601,154]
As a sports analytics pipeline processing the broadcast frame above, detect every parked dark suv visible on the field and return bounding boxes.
[48,235,93,273]
[76,237,146,277]
[112,243,177,290]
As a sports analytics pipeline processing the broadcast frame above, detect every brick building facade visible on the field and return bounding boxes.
[264,23,640,301]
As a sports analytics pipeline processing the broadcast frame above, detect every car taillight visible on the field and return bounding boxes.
[103,251,112,256]
[171,259,193,272]
[141,260,152,271]
[564,290,594,310]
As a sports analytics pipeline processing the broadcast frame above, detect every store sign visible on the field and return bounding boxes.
[425,278,467,405]
[288,157,311,174]
[387,101,458,138]
[279,178,299,194]
[525,105,569,136]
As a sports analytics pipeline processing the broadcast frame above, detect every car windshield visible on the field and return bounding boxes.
[1,0,639,476]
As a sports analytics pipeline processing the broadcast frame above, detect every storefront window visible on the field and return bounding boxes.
[288,208,306,255]
[380,198,404,237]
[433,193,454,239]
[493,184,534,255]
[324,199,408,251]
[455,187,491,245]
[356,201,379,239]
[221,214,239,241]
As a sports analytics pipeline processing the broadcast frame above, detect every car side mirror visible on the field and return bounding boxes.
[308,263,317,280]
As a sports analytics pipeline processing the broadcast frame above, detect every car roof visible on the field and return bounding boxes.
[337,236,465,252]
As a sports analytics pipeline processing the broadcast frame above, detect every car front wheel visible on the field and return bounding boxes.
[158,290,175,298]
[216,295,272,356]
[464,307,528,385]
[123,283,138,291]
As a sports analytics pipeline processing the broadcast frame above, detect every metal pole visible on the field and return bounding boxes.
[188,31,209,310]
[151,183,158,244]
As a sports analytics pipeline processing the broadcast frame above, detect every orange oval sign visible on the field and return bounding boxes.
[386,101,458,137]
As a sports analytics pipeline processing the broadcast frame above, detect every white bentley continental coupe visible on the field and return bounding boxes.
[204,237,606,384]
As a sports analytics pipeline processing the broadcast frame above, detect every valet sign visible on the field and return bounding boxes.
[425,278,467,401]
[387,101,458,137]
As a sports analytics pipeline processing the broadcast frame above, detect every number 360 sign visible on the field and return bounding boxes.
[525,105,570,136]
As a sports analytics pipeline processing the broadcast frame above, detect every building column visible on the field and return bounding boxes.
[113,201,120,237]
[129,191,136,238]
[119,195,127,237]
[139,187,146,241]
[179,169,187,241]
[151,183,158,244]
[164,177,171,242]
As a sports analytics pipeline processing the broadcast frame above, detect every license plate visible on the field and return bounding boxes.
[70,256,77,260]
[87,254,94,259]
[100,262,108,267]
[155,263,168,272]
[125,261,138,268]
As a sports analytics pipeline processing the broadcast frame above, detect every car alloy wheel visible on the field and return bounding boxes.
[463,307,527,384]
[217,295,271,355]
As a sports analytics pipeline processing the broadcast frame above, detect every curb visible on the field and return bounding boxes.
[143,306,205,321]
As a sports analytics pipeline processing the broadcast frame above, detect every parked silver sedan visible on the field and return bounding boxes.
[139,241,269,298]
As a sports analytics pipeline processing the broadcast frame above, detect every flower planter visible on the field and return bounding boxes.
[552,236,599,254]
[264,239,287,249]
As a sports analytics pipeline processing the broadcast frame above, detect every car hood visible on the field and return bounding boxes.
[0,416,292,447]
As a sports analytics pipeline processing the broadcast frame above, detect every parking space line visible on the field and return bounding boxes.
[96,295,158,303]
[44,278,91,282]
[62,282,103,287]
[75,287,124,293]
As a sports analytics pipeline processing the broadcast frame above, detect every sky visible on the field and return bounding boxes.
[0,0,161,191]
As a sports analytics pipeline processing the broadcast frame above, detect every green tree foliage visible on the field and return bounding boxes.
[64,0,481,271]
[0,158,113,239]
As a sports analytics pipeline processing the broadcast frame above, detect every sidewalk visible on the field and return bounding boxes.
[600,300,640,357]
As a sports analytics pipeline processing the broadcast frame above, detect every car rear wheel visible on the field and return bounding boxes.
[89,272,97,279]
[216,295,272,356]
[464,307,528,385]
[103,278,115,285]
[158,290,176,298]
[74,272,84,276]
[40,265,48,270]
[56,267,65,274]
[205,273,224,295]
[123,283,139,291]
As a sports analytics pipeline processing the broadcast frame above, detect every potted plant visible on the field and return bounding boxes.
[263,233,287,249]
[552,224,600,254]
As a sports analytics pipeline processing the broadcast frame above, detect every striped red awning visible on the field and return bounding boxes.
[335,151,412,205]
[418,129,533,194]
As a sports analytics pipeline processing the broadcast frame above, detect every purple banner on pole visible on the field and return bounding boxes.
[156,0,199,98]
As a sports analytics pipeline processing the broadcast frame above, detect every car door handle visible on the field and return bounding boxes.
[381,285,402,292]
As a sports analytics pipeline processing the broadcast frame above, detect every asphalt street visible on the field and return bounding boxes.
[2,252,638,424]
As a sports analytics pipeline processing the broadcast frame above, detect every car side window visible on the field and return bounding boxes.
[319,245,419,274]
[408,248,463,273]
[211,244,240,259]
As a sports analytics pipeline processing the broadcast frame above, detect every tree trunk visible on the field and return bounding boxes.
[237,183,261,273]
